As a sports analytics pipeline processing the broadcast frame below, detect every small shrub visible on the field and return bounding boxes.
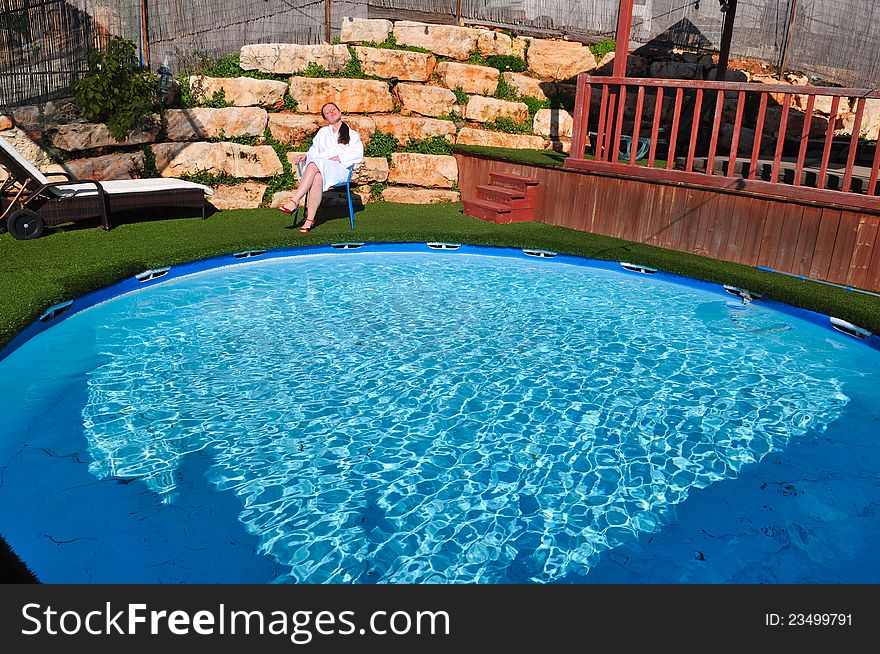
[401,136,453,155]
[467,51,490,66]
[370,181,387,199]
[364,130,398,161]
[589,39,616,59]
[494,75,519,102]
[486,55,527,73]
[202,89,231,109]
[72,37,157,141]
[522,96,550,118]
[484,117,532,134]
[362,33,433,55]
[283,94,298,112]
[453,86,469,105]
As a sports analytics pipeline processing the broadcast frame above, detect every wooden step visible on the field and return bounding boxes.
[476,184,523,205]
[463,198,510,223]
[489,171,540,192]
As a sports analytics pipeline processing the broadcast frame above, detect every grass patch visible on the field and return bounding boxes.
[589,39,616,59]
[2,202,879,351]
[361,33,432,54]
[451,144,667,169]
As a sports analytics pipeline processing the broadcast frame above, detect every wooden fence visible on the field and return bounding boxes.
[455,151,880,293]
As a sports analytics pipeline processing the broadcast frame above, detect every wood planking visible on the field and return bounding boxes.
[455,154,880,292]
[846,216,879,289]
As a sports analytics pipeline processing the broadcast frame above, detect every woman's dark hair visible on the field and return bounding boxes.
[321,102,350,145]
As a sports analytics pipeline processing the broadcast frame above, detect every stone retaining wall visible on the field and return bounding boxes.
[3,16,877,209]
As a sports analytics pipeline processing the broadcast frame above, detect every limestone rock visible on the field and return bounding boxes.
[210,182,268,210]
[436,62,499,95]
[370,115,456,145]
[342,115,377,142]
[0,128,54,169]
[511,37,531,59]
[10,106,40,129]
[351,157,389,184]
[50,117,160,151]
[353,46,436,82]
[456,127,548,149]
[189,76,288,109]
[389,152,458,188]
[811,94,850,117]
[381,187,460,203]
[268,114,322,145]
[527,39,596,80]
[166,107,268,142]
[648,61,701,79]
[718,124,758,157]
[393,21,478,60]
[339,17,392,43]
[0,115,12,130]
[43,152,146,180]
[533,108,574,139]
[240,43,351,75]
[396,83,456,117]
[501,72,555,100]
[42,99,82,123]
[476,30,513,56]
[289,77,394,113]
[270,191,297,208]
[860,99,880,140]
[152,142,283,178]
[464,96,529,123]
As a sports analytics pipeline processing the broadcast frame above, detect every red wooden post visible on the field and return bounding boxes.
[749,93,768,180]
[771,93,791,182]
[727,90,746,177]
[706,89,725,175]
[570,73,590,160]
[612,0,635,77]
[686,89,704,172]
[793,94,815,186]
[648,86,663,167]
[818,96,841,189]
[843,98,865,193]
[630,86,645,165]
[666,88,683,170]
[596,85,610,161]
[868,132,880,196]
[611,86,627,164]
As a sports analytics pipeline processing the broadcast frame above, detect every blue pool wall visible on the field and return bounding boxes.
[2,242,879,363]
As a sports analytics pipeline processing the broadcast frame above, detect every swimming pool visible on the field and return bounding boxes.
[1,244,878,583]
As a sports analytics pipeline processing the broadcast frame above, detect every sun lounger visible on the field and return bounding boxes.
[0,135,214,239]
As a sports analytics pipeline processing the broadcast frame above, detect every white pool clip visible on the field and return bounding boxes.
[427,242,461,250]
[39,300,73,323]
[523,249,557,258]
[830,317,872,340]
[331,242,365,249]
[620,262,657,274]
[135,267,171,282]
[723,285,761,305]
[233,249,267,259]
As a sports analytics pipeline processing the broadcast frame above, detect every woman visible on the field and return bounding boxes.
[279,102,364,233]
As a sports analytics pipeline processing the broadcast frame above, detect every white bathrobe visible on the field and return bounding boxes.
[303,124,365,191]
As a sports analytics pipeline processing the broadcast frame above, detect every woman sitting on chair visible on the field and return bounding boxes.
[279,102,364,233]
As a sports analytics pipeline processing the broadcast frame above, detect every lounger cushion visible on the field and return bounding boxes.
[54,178,214,197]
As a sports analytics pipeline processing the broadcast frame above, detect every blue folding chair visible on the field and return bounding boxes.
[295,161,357,230]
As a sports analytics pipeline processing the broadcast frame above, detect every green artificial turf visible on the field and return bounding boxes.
[451,144,668,169]
[2,201,879,351]
[2,200,879,581]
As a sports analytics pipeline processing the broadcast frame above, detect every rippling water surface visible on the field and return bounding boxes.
[1,251,878,583]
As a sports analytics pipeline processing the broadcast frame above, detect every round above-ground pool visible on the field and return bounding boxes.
[1,243,878,584]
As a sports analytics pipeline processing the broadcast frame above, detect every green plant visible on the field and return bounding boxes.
[331,36,341,45]
[453,86,469,105]
[297,48,364,79]
[202,89,231,109]
[467,51,490,66]
[589,39,616,59]
[364,130,398,161]
[522,96,550,118]
[401,136,454,155]
[178,170,239,187]
[485,117,532,134]
[369,181,387,199]
[72,37,158,141]
[486,54,527,73]
[362,33,433,54]
[138,145,161,178]
[494,74,519,101]
[283,94,298,112]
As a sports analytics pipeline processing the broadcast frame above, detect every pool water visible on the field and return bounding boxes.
[1,250,878,583]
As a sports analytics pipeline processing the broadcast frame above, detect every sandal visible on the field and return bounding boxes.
[279,199,299,214]
[299,219,315,233]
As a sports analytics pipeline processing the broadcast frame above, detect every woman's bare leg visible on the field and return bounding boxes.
[303,172,323,226]
[282,162,319,210]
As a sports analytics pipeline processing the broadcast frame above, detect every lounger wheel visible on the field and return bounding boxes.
[6,209,44,240]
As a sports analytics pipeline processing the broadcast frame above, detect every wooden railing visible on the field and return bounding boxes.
[565,75,880,213]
